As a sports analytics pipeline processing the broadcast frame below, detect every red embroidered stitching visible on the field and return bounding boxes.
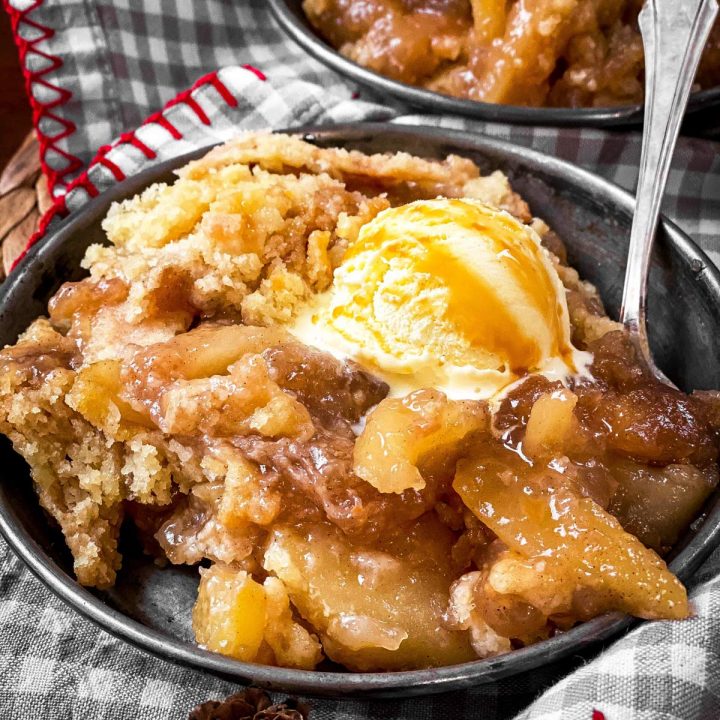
[211,75,239,107]
[96,155,126,182]
[117,132,157,159]
[81,68,253,183]
[242,64,267,82]
[182,96,211,125]
[3,0,84,195]
[12,68,260,269]
[145,112,183,140]
[3,0,270,238]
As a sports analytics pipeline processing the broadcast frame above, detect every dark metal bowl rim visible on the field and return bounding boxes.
[1,123,720,698]
[267,0,720,127]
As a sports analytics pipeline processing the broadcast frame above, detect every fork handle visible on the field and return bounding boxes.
[620,0,718,338]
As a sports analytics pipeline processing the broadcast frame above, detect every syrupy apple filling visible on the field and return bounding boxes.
[0,133,718,671]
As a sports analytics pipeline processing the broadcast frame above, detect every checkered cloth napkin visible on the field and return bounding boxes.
[3,1,720,719]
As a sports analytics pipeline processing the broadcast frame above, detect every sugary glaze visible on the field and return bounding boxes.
[303,0,720,108]
[0,133,718,672]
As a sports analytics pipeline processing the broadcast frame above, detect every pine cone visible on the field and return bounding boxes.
[188,688,310,720]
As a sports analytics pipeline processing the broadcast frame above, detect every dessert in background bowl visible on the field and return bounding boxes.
[1,130,719,679]
[301,0,720,108]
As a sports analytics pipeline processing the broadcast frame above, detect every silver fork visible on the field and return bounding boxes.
[620,0,718,385]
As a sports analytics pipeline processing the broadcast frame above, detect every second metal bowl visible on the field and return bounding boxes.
[268,0,720,129]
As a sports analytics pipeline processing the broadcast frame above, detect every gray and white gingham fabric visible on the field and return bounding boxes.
[3,1,720,719]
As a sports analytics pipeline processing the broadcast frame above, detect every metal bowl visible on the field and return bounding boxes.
[268,0,720,128]
[1,123,720,699]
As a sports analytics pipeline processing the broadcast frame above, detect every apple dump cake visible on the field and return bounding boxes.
[1,132,719,671]
[302,0,720,108]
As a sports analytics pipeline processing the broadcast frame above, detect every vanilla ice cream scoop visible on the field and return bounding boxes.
[290,199,588,399]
